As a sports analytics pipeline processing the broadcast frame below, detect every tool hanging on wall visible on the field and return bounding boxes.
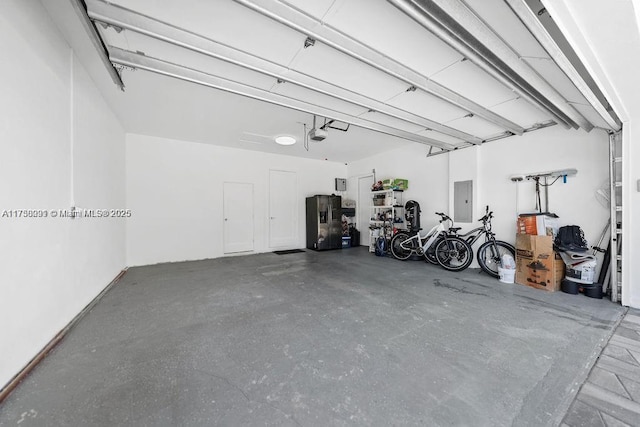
[534,177,542,212]
[510,168,577,214]
[511,175,524,214]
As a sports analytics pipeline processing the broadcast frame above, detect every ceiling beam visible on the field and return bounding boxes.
[504,0,621,131]
[426,120,558,156]
[540,1,630,124]
[389,0,593,131]
[86,0,481,144]
[232,0,525,136]
[67,0,124,90]
[109,48,456,150]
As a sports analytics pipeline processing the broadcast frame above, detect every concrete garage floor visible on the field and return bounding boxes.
[0,247,625,426]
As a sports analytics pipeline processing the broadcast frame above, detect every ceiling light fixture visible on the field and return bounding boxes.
[275,135,296,146]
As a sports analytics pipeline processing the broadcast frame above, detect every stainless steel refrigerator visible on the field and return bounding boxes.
[306,195,342,250]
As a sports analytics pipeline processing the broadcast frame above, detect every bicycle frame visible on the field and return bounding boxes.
[397,215,450,254]
[391,212,474,271]
[421,222,447,252]
[456,211,496,246]
[457,226,484,245]
[455,206,516,276]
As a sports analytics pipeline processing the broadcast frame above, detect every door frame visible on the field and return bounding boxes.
[268,169,298,249]
[223,181,255,254]
[356,173,374,246]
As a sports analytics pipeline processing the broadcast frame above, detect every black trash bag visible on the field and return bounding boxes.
[554,225,588,252]
[405,200,421,231]
[375,236,386,256]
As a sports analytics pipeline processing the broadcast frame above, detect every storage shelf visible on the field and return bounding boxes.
[371,189,403,194]
[369,189,405,253]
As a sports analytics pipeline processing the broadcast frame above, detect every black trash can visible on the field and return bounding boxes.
[349,228,360,247]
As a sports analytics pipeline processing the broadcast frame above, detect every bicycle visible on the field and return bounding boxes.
[390,212,473,272]
[435,206,515,277]
[423,207,515,278]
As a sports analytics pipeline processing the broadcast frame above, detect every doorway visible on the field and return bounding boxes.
[269,169,298,248]
[223,182,254,254]
[357,175,373,246]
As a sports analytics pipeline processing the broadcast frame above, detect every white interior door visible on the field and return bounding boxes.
[358,175,373,246]
[269,170,298,248]
[223,182,254,254]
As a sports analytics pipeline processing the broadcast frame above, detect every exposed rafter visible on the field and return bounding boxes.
[426,120,558,156]
[388,0,593,131]
[69,0,124,90]
[86,0,481,145]
[504,0,621,131]
[232,0,526,136]
[109,48,456,150]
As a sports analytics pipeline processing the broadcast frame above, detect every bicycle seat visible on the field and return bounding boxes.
[449,227,462,233]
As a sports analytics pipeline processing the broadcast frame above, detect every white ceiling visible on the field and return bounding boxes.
[103,69,415,161]
[51,0,621,163]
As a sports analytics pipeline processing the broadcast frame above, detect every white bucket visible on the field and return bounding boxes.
[498,267,515,284]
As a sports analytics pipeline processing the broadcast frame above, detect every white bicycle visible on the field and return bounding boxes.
[390,212,473,272]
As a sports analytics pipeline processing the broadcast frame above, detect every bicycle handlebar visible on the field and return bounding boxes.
[478,211,494,222]
[435,212,452,222]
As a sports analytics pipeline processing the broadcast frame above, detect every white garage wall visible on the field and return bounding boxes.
[0,1,126,390]
[623,123,639,307]
[448,146,480,228]
[534,0,639,307]
[479,126,610,250]
[347,126,609,263]
[126,134,347,266]
[347,143,450,232]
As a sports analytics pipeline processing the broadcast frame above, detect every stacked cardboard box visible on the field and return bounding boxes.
[516,214,559,238]
[515,233,565,292]
[393,178,409,190]
[380,178,409,191]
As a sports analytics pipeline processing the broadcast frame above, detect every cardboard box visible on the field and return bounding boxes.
[515,234,565,292]
[382,179,394,190]
[381,178,408,191]
[393,178,409,190]
[517,214,559,239]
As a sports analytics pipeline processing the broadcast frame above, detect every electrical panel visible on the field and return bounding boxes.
[454,180,473,222]
[335,178,347,191]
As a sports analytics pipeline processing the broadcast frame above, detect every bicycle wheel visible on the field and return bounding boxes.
[390,232,413,260]
[434,237,473,271]
[477,240,515,278]
[423,236,442,264]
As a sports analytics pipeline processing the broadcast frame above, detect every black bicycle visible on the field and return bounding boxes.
[424,206,515,278]
[390,211,473,272]
[463,207,515,277]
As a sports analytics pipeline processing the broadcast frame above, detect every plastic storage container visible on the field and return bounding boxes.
[499,253,516,283]
[566,260,596,284]
[561,279,580,294]
[498,267,516,283]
